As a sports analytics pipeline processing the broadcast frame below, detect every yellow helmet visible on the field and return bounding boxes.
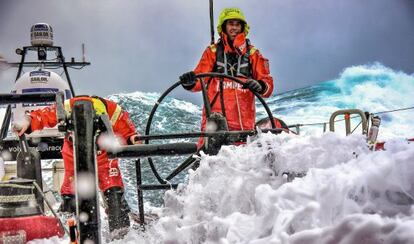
[217,8,250,35]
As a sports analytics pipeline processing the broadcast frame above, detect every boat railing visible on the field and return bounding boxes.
[329,109,368,136]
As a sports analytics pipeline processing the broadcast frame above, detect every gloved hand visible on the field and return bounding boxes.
[243,79,265,94]
[12,115,31,136]
[179,71,196,90]
[129,134,141,145]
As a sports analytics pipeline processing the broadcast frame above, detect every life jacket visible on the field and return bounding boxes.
[64,96,122,126]
[213,39,252,78]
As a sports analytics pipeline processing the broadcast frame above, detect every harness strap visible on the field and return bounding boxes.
[213,39,252,78]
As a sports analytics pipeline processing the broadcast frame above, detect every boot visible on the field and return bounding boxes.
[103,187,131,236]
[59,194,76,213]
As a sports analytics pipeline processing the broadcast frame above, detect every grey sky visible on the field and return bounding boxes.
[0,0,413,104]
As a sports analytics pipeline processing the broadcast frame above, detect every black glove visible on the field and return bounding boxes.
[243,79,265,94]
[179,71,196,90]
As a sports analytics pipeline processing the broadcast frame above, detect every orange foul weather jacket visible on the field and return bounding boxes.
[29,97,138,195]
[191,33,274,132]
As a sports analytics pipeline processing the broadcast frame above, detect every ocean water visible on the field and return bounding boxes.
[260,63,414,138]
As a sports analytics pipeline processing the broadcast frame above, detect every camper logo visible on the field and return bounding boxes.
[109,168,119,177]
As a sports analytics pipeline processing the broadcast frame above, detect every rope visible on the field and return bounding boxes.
[0,183,34,189]
[351,120,362,134]
[287,106,414,129]
[0,194,35,203]
[373,106,414,115]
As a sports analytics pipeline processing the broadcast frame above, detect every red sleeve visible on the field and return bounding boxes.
[250,49,274,98]
[113,110,138,145]
[29,105,58,131]
[192,46,216,92]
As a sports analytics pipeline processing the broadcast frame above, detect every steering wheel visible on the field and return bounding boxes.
[143,72,276,184]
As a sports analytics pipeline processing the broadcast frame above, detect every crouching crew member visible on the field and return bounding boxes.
[14,95,141,235]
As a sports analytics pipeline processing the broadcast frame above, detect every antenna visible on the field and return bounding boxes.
[209,0,215,44]
[82,43,86,63]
